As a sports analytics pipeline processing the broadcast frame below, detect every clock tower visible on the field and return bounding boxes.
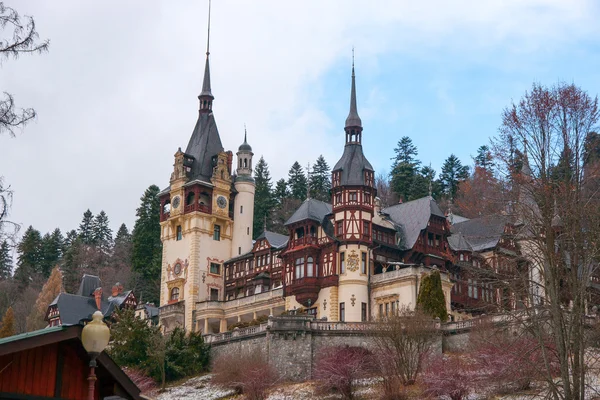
[158,27,236,332]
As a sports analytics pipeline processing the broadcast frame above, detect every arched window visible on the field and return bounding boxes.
[186,192,195,206]
[307,257,314,277]
[243,158,247,168]
[170,287,180,301]
[163,202,171,214]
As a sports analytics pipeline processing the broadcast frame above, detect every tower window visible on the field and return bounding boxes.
[170,287,180,301]
[361,252,367,274]
[240,205,243,214]
[176,225,182,241]
[239,247,241,255]
[213,224,221,241]
[295,257,305,279]
[210,288,219,301]
[340,302,345,322]
[349,192,358,202]
[247,227,250,235]
[361,302,367,322]
[244,158,247,168]
[336,221,343,236]
[210,262,221,275]
[340,252,345,274]
[307,257,314,277]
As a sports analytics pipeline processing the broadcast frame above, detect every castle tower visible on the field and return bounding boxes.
[158,5,235,332]
[330,59,376,322]
[232,130,255,256]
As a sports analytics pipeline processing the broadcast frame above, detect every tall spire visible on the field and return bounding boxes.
[199,0,214,109]
[345,48,362,130]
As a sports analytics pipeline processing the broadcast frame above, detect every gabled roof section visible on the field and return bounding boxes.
[285,199,332,226]
[332,144,374,186]
[185,112,224,182]
[450,215,509,252]
[381,197,445,250]
[48,293,116,326]
[76,274,101,297]
[108,290,134,307]
[256,230,289,249]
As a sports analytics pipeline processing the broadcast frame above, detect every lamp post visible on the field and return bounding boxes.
[81,311,110,400]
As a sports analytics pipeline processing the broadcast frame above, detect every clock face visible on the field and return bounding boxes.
[172,196,181,209]
[217,195,227,209]
[174,263,182,275]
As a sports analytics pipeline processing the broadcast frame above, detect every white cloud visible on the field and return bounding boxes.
[1,0,599,235]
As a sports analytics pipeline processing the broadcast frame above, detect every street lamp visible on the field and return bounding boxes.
[82,311,110,400]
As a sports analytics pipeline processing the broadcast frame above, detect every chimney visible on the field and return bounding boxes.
[117,282,123,295]
[94,287,102,311]
[111,284,119,297]
[226,151,233,175]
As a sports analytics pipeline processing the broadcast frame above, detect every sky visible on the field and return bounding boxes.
[2,0,600,238]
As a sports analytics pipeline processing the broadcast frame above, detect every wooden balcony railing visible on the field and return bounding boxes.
[290,236,319,248]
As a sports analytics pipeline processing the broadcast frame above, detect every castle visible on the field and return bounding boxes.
[156,23,543,334]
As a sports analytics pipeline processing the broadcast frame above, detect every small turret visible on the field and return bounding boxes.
[236,129,254,179]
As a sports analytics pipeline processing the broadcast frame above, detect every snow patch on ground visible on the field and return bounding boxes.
[156,374,236,400]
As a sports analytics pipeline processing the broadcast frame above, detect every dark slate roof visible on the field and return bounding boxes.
[50,293,115,326]
[450,215,509,252]
[185,112,224,182]
[76,274,101,297]
[447,232,473,252]
[238,131,252,152]
[345,65,362,128]
[285,199,332,226]
[257,230,289,249]
[139,303,159,319]
[107,290,133,307]
[199,56,213,98]
[332,144,374,186]
[381,197,445,250]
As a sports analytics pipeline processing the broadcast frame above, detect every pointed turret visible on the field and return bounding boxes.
[345,62,362,130]
[198,0,214,112]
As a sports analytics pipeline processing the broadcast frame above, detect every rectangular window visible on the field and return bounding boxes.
[363,221,370,239]
[385,302,390,316]
[391,300,396,315]
[240,205,243,214]
[295,257,304,279]
[340,302,345,322]
[340,252,345,274]
[468,279,472,298]
[210,262,221,275]
[335,193,342,205]
[361,302,367,322]
[428,233,434,246]
[349,192,357,202]
[210,288,219,301]
[247,227,250,235]
[365,193,371,204]
[435,235,440,247]
[473,280,478,299]
[213,224,221,241]
[176,225,182,241]
[361,252,367,274]
[337,221,343,236]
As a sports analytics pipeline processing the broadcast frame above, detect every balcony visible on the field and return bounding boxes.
[196,288,284,312]
[289,236,319,249]
[183,203,211,214]
[159,300,185,316]
[284,276,338,307]
[159,300,185,332]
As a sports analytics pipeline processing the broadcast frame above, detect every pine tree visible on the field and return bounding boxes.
[26,266,62,331]
[309,155,331,202]
[409,165,440,200]
[78,209,95,245]
[439,154,470,199]
[474,145,494,171]
[273,178,289,207]
[61,237,82,294]
[253,157,275,237]
[390,137,421,201]
[92,210,113,253]
[63,229,78,249]
[287,161,308,201]
[40,228,63,278]
[0,306,15,338]
[14,226,42,285]
[416,270,448,322]
[0,240,12,280]
[132,185,162,303]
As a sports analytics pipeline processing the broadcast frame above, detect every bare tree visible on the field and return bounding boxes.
[375,172,398,208]
[488,82,600,399]
[0,2,49,136]
[370,306,439,389]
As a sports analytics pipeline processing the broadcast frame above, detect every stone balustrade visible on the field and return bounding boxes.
[196,288,284,312]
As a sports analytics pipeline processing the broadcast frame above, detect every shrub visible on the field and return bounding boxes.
[314,346,373,400]
[212,350,277,400]
[421,354,474,400]
[416,270,448,322]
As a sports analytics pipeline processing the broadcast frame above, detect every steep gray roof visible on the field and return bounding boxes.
[448,232,473,252]
[332,144,374,186]
[76,274,101,297]
[450,215,509,252]
[199,56,213,98]
[185,112,224,181]
[49,293,115,326]
[238,131,252,152]
[345,65,362,128]
[107,290,133,307]
[381,197,445,250]
[285,199,332,226]
[257,230,289,249]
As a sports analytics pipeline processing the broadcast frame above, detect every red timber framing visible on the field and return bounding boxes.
[224,237,284,301]
[406,214,452,268]
[0,325,142,400]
